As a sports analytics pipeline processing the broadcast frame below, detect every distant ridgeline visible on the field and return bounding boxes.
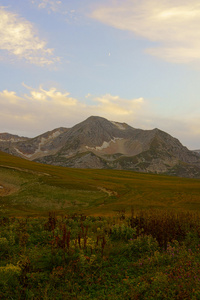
[0,116,200,178]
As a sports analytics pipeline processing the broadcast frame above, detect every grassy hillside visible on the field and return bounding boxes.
[1,151,200,216]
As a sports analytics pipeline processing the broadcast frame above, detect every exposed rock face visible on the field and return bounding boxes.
[1,116,200,178]
[193,150,200,155]
[0,133,28,142]
[0,128,68,160]
[0,133,29,153]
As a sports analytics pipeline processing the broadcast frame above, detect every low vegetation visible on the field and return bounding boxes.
[1,151,200,298]
[1,210,200,299]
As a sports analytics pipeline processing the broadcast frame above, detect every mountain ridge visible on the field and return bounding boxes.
[1,116,200,178]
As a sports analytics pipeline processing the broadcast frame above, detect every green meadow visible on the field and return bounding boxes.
[2,151,200,299]
[1,150,200,216]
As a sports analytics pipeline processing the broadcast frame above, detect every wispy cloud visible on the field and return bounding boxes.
[31,0,62,13]
[23,84,77,106]
[93,94,144,115]
[31,0,79,24]
[90,0,200,64]
[0,6,59,65]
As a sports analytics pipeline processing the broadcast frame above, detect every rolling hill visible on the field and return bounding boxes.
[1,150,200,217]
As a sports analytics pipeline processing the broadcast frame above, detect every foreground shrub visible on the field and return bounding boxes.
[124,235,159,258]
[1,211,200,299]
[0,237,9,255]
[0,264,21,298]
[110,224,136,241]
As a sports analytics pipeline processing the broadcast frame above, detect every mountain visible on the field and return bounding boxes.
[0,127,68,160]
[193,150,200,155]
[0,133,29,153]
[0,132,28,143]
[1,116,200,178]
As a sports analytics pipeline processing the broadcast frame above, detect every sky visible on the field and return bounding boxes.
[1,0,200,149]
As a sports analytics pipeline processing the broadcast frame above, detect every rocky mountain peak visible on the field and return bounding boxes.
[0,116,200,178]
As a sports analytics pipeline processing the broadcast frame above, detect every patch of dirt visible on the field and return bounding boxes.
[0,185,14,196]
[97,186,118,197]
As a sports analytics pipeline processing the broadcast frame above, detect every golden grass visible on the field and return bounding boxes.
[0,151,200,216]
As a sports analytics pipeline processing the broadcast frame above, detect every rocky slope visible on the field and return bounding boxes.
[0,128,68,160]
[0,133,29,153]
[1,116,200,178]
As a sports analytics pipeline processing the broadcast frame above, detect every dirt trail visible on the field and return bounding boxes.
[97,186,118,197]
[0,164,50,176]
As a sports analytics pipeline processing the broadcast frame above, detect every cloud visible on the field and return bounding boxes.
[90,0,200,64]
[0,6,59,65]
[31,0,79,25]
[0,85,145,137]
[31,0,62,13]
[32,0,79,24]
[0,84,199,149]
[23,84,77,106]
[93,94,144,115]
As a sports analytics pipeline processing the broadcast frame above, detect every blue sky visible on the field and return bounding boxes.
[1,0,200,149]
